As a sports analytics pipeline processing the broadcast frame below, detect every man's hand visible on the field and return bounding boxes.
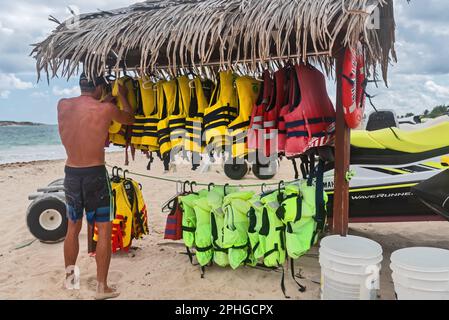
[118,84,128,98]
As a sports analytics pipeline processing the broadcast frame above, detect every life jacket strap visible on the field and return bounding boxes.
[228,121,250,131]
[184,246,195,266]
[146,153,154,171]
[287,131,327,138]
[232,242,249,250]
[291,159,300,179]
[204,106,237,123]
[182,226,196,233]
[168,118,186,126]
[133,131,159,138]
[295,195,303,223]
[200,266,206,279]
[280,265,290,299]
[290,258,306,293]
[264,243,279,258]
[312,159,327,244]
[285,117,336,129]
[195,245,213,252]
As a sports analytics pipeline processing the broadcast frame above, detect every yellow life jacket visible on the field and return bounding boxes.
[141,81,165,152]
[204,71,238,151]
[139,77,157,117]
[158,80,177,158]
[131,78,157,150]
[109,77,137,134]
[228,76,261,158]
[112,180,134,249]
[129,179,149,239]
[169,76,190,152]
[94,178,149,253]
[185,78,214,154]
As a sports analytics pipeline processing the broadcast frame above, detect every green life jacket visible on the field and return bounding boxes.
[248,196,266,262]
[208,190,229,267]
[276,184,309,260]
[192,191,214,267]
[260,191,287,268]
[179,193,200,248]
[222,191,255,269]
[274,179,328,260]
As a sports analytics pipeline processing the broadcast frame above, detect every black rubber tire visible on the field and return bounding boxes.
[27,198,68,243]
[224,163,249,180]
[252,161,278,180]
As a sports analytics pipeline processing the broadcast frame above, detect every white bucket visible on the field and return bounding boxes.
[390,247,449,300]
[319,235,383,300]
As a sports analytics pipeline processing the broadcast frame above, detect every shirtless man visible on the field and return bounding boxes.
[58,73,134,300]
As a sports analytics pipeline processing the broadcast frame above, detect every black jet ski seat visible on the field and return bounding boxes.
[351,122,449,165]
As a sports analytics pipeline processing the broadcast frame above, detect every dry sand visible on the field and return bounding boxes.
[0,152,448,300]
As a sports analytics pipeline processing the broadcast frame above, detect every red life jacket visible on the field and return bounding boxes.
[263,68,288,157]
[248,71,273,151]
[277,67,301,155]
[164,197,183,241]
[284,64,335,158]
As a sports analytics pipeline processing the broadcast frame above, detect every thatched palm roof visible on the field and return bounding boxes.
[31,0,397,83]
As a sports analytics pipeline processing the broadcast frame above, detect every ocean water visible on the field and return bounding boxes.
[0,125,120,165]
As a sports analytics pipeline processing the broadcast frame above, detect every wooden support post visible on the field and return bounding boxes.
[332,48,351,236]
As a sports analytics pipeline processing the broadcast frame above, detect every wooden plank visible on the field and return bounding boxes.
[332,48,351,236]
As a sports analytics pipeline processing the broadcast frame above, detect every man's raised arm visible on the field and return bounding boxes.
[109,84,135,125]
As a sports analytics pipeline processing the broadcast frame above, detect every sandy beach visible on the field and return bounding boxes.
[0,152,448,300]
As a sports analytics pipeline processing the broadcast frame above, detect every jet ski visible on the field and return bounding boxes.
[412,167,449,221]
[324,121,449,222]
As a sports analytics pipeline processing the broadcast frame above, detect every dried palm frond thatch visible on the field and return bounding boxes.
[31,0,397,83]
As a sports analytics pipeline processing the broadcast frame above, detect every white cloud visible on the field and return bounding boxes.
[425,81,449,98]
[52,86,80,96]
[0,21,14,36]
[31,91,50,98]
[0,73,33,98]
[0,90,11,99]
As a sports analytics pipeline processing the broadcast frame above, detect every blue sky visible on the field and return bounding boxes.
[0,0,448,124]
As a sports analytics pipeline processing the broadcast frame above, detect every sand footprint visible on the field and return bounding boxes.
[86,269,126,292]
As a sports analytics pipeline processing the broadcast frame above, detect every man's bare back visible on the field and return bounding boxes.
[58,96,114,167]
[58,85,134,168]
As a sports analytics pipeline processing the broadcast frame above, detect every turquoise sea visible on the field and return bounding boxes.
[0,125,66,164]
[0,125,119,164]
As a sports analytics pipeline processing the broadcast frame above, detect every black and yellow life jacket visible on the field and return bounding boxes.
[169,76,190,153]
[228,76,261,159]
[93,177,149,254]
[204,71,238,152]
[185,78,214,153]
[141,81,165,152]
[131,78,153,150]
[157,80,177,162]
[109,76,139,147]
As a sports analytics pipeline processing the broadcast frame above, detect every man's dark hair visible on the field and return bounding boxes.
[79,73,107,92]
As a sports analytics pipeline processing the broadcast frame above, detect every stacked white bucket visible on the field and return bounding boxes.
[391,247,449,300]
[319,235,383,300]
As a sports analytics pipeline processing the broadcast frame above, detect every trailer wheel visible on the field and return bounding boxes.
[27,198,68,243]
[224,163,249,180]
[252,161,278,180]
[48,179,65,187]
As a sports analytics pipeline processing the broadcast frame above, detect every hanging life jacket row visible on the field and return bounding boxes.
[93,168,149,254]
[104,61,340,176]
[162,160,328,297]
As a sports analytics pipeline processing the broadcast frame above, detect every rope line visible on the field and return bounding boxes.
[106,164,301,189]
